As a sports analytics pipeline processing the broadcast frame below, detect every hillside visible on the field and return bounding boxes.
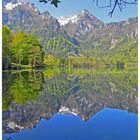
[44,36,79,57]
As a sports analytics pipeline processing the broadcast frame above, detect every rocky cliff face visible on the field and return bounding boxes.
[80,17,138,49]
[2,0,67,45]
[58,9,104,38]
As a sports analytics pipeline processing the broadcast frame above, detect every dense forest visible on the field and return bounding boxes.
[2,25,138,70]
[2,25,43,70]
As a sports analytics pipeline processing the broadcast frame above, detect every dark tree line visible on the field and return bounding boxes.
[39,0,137,16]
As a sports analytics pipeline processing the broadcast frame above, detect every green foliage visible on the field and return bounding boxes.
[43,35,137,69]
[44,36,79,58]
[2,72,14,111]
[9,32,26,65]
[51,68,137,96]
[8,31,43,68]
[2,25,11,69]
[43,73,79,96]
[2,26,44,70]
[43,36,79,67]
[44,55,61,67]
[10,73,41,104]
[108,38,138,65]
[76,69,138,98]
[2,26,11,47]
[78,36,138,68]
[3,71,43,110]
[68,57,99,68]
[44,55,69,67]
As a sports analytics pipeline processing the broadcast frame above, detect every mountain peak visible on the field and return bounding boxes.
[57,9,104,37]
[80,9,90,15]
[57,9,96,26]
[4,0,23,10]
[42,11,51,17]
[78,9,95,19]
[3,0,39,13]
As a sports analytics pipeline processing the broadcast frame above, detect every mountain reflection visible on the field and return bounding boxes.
[2,69,138,134]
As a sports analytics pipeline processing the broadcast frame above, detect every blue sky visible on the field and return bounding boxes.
[29,0,137,23]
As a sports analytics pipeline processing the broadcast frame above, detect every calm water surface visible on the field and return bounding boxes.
[2,69,138,140]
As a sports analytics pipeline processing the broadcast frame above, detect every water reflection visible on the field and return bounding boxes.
[3,71,43,111]
[2,69,138,139]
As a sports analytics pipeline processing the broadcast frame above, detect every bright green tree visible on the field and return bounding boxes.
[9,32,26,65]
[2,25,11,69]
[9,32,43,68]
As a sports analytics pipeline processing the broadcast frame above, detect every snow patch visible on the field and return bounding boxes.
[57,15,79,26]
[80,9,89,15]
[59,106,79,116]
[5,1,39,12]
[5,2,22,10]
[8,122,24,130]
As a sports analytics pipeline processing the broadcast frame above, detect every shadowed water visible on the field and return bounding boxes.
[2,68,138,140]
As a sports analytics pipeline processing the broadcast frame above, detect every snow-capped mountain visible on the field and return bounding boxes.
[58,15,79,26]
[58,9,104,37]
[58,10,94,26]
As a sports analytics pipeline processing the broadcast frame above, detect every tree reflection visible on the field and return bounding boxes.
[2,71,43,111]
[2,68,138,134]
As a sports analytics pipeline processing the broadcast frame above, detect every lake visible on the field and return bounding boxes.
[2,68,138,140]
